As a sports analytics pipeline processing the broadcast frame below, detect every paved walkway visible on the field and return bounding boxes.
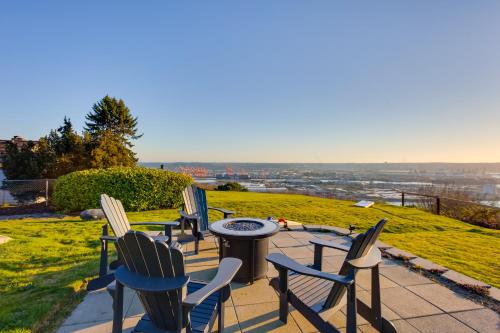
[58,230,499,332]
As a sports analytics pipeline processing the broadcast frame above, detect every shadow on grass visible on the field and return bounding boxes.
[0,233,104,333]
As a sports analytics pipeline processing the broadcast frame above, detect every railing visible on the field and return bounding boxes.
[1,179,56,207]
[401,191,442,214]
[401,191,499,229]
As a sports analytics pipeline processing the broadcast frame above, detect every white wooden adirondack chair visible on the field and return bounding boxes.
[87,194,181,291]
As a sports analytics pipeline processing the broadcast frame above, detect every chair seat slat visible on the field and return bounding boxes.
[289,274,323,295]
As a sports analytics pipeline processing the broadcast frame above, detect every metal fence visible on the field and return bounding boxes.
[401,191,500,229]
[0,179,56,207]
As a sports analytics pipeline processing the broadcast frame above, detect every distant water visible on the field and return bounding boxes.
[140,162,500,173]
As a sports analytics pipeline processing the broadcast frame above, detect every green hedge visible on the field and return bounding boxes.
[53,167,193,211]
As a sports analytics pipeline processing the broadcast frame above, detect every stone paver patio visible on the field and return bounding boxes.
[58,230,499,333]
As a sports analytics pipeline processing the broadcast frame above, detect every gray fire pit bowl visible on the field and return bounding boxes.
[209,218,280,283]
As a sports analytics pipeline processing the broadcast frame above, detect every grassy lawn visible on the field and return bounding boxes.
[0,191,499,332]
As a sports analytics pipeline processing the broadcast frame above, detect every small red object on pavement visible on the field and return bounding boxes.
[278,217,288,228]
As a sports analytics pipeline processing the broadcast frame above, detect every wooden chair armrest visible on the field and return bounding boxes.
[348,248,382,269]
[100,235,117,242]
[207,206,235,217]
[266,253,353,285]
[310,238,351,252]
[179,210,199,220]
[183,258,242,308]
[130,221,180,227]
[115,266,190,292]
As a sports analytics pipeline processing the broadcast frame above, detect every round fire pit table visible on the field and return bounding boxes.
[209,218,280,283]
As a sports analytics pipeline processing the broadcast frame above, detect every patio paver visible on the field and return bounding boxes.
[406,283,483,312]
[57,230,497,333]
[451,308,500,333]
[380,265,434,287]
[407,313,476,333]
[379,286,443,318]
[231,279,279,306]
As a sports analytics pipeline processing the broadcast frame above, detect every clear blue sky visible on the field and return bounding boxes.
[1,1,499,163]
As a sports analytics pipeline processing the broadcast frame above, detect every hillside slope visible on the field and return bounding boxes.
[203,191,500,288]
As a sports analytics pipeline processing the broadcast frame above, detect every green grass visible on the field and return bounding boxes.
[0,191,499,332]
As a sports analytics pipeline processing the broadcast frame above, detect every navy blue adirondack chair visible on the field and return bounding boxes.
[178,185,235,254]
[109,231,242,333]
[267,219,397,333]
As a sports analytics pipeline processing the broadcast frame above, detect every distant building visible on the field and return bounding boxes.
[0,136,39,160]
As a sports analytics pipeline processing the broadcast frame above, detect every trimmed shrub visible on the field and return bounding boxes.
[53,167,193,211]
[215,182,248,192]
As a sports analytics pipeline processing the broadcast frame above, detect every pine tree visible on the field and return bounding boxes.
[26,117,90,178]
[2,141,44,179]
[89,131,137,168]
[84,96,141,167]
[85,95,142,148]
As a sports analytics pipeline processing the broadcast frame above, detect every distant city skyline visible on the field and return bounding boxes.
[1,1,499,163]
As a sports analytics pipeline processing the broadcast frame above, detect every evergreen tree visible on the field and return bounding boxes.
[43,117,90,177]
[84,95,141,167]
[1,141,44,179]
[2,96,142,180]
[90,130,137,168]
[2,118,91,180]
[85,95,142,148]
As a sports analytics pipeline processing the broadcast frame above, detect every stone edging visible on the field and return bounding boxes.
[0,213,66,220]
[301,224,500,306]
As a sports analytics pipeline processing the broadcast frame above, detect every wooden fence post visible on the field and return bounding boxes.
[436,197,440,215]
[401,192,405,207]
[45,179,49,207]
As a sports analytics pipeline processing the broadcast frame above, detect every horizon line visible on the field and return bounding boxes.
[139,161,500,165]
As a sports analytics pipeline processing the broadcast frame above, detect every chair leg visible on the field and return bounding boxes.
[99,239,109,277]
[218,299,225,333]
[195,238,200,254]
[112,281,124,333]
[346,282,357,333]
[181,217,186,235]
[278,268,289,323]
[313,245,323,270]
[99,224,109,277]
[371,265,383,331]
[218,285,231,333]
[165,225,173,246]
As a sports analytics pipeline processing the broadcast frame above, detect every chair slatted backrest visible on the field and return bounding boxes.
[182,185,198,215]
[101,194,132,238]
[323,219,387,309]
[116,231,186,331]
[194,187,209,232]
[182,185,210,232]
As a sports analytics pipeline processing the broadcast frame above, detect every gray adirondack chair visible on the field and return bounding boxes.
[110,231,242,333]
[87,194,181,291]
[266,219,397,333]
[178,185,235,254]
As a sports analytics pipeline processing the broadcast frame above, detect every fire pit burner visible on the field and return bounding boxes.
[223,221,264,231]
